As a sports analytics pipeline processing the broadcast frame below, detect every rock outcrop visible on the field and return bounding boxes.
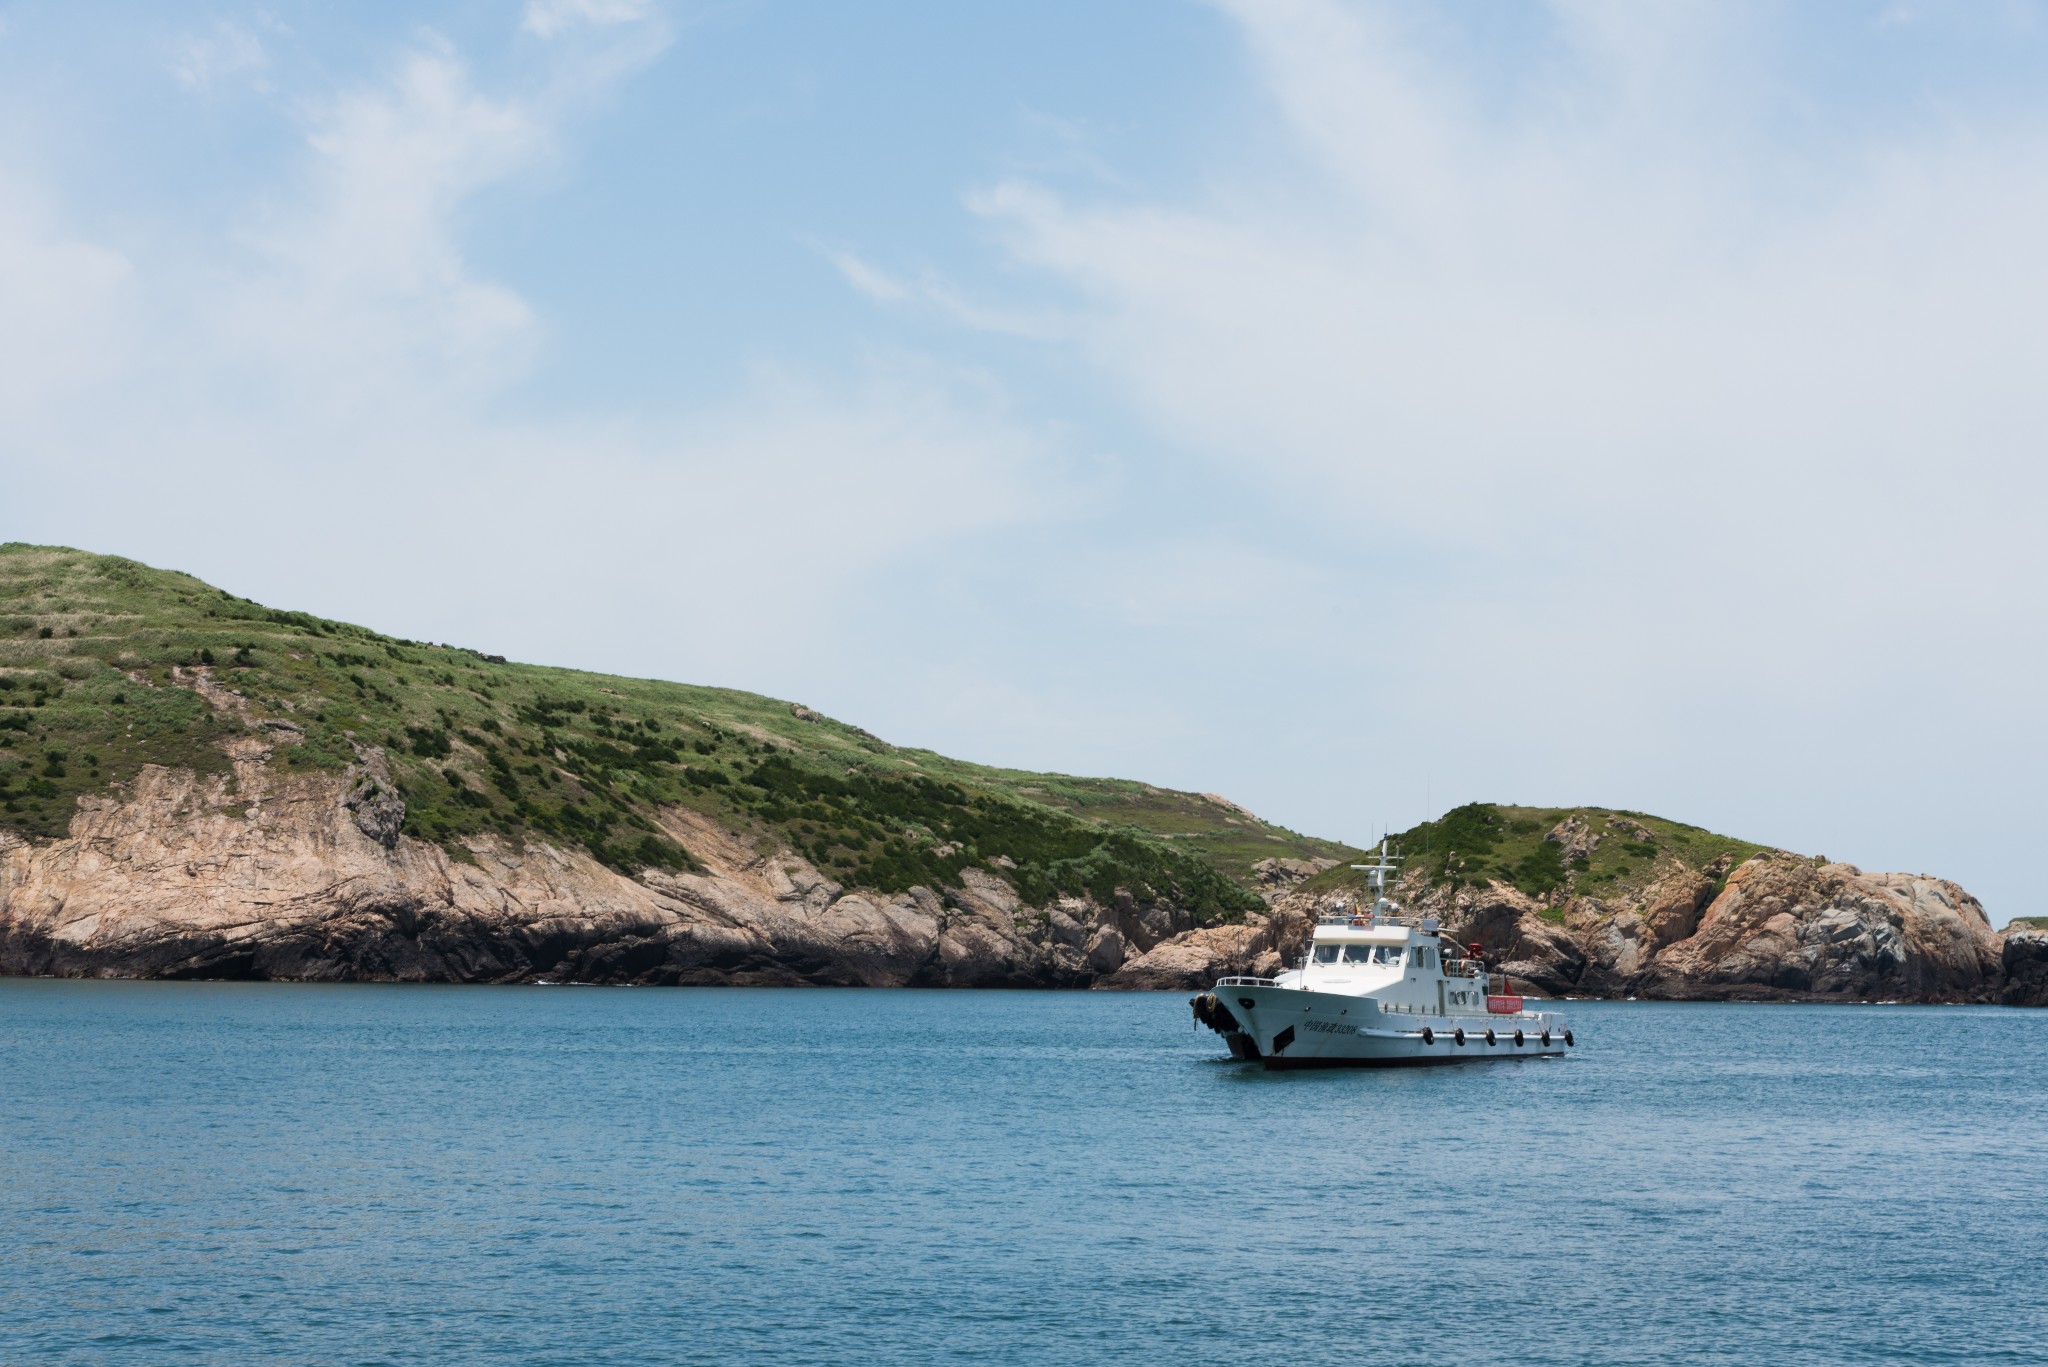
[0,750,1202,987]
[2,745,2035,1004]
[2001,927,2048,1008]
[1251,856,1340,891]
[1637,859,2000,1001]
[10,548,2032,1004]
[1109,852,2026,1004]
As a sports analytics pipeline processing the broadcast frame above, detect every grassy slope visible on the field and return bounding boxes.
[0,545,1359,921]
[1300,801,1778,915]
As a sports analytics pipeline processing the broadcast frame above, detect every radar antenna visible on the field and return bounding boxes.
[1349,837,1402,911]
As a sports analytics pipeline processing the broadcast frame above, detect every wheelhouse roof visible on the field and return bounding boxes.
[1309,925,1418,943]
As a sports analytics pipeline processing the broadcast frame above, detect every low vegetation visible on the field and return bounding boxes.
[1301,801,1775,904]
[0,545,1358,920]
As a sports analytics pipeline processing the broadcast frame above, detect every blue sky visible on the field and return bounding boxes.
[7,1,2048,918]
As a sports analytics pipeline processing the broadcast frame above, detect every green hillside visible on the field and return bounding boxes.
[1302,801,1776,908]
[0,544,1358,920]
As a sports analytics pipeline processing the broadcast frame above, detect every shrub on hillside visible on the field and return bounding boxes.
[406,726,451,758]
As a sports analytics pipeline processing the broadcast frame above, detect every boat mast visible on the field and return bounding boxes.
[1349,839,1401,914]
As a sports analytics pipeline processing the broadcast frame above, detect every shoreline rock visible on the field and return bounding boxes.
[0,757,1201,988]
[3,754,2039,1005]
[1097,853,2038,1006]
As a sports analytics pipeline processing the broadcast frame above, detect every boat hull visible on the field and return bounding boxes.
[1209,982,1568,1069]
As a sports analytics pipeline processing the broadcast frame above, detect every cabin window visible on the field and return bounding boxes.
[1415,948,1434,969]
[1374,946,1403,965]
[1314,945,1342,964]
[1342,944,1375,964]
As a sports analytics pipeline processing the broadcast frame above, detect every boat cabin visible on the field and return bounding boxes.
[1290,906,1497,1016]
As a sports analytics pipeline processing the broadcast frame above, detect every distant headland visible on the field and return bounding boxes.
[2,544,2041,1005]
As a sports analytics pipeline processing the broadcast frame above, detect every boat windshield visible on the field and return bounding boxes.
[1342,944,1375,964]
[1375,946,1403,965]
[1314,945,1342,963]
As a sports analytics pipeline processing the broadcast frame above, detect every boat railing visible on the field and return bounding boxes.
[1315,910,1441,932]
[1215,967,1503,989]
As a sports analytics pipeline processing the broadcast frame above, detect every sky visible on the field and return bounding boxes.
[5,0,2047,918]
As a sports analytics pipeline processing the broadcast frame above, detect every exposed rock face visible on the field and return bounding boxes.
[0,755,1198,987]
[1099,912,1299,990]
[1102,854,2020,1004]
[2000,929,2048,1008]
[1568,867,1718,993]
[1640,860,2001,1000]
[342,762,405,850]
[1,748,2030,1005]
[1251,857,1340,893]
[1546,814,1602,865]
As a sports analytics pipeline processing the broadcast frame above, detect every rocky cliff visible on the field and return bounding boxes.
[1,544,1354,984]
[2,546,2036,1003]
[0,740,1216,986]
[1108,812,2046,1007]
[13,760,2034,1002]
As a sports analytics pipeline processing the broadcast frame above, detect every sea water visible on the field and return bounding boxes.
[3,980,2045,1366]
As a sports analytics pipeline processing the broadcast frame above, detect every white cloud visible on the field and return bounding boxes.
[946,0,2048,898]
[827,246,1070,341]
[976,0,2048,611]
[3,23,1071,702]
[522,0,655,40]
[170,21,268,91]
[0,183,134,421]
[14,0,2046,910]
[829,250,910,302]
[221,44,547,411]
[1091,540,1335,633]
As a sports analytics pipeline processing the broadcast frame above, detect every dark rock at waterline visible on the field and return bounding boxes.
[1107,854,2020,1006]
[0,757,2033,1004]
[0,763,1198,989]
[2000,929,2048,1008]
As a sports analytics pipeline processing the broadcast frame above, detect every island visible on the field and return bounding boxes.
[3,544,2041,1005]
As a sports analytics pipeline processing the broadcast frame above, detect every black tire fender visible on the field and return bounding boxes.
[1484,1028,1496,1046]
[1564,1030,1575,1047]
[1541,1029,1552,1046]
[1421,1026,1434,1045]
[1453,1027,1465,1046]
[1513,1029,1524,1046]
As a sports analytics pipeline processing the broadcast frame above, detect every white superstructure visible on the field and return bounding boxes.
[1190,844,1573,1068]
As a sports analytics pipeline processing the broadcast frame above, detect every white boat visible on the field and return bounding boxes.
[1190,845,1573,1069]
